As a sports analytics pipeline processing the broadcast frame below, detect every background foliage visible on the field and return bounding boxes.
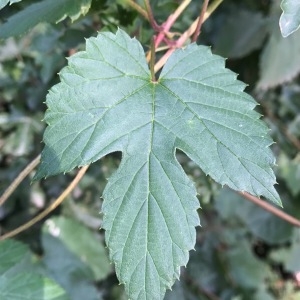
[0,0,300,299]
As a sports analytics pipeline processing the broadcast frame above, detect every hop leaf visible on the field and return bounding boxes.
[35,29,280,300]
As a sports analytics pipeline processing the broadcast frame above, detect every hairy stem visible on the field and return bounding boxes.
[192,0,209,42]
[0,165,89,241]
[0,154,41,207]
[239,191,300,227]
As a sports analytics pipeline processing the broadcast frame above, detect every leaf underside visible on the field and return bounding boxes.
[35,29,280,300]
[280,0,300,37]
[0,0,91,39]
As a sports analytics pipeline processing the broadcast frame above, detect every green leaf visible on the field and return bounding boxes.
[214,8,267,59]
[271,229,300,273]
[35,29,280,299]
[280,0,300,37]
[215,188,293,244]
[278,153,300,196]
[257,16,300,90]
[0,0,92,39]
[0,239,29,274]
[224,239,271,289]
[42,218,106,300]
[43,216,111,281]
[0,240,68,300]
[0,0,21,10]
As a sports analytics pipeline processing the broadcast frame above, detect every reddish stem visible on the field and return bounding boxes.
[154,0,191,48]
[239,191,300,227]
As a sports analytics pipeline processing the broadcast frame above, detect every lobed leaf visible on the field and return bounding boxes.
[35,29,280,300]
[0,0,92,39]
[280,0,300,37]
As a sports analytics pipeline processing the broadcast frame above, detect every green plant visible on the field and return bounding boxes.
[1,1,300,300]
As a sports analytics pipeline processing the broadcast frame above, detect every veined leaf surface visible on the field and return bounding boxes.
[35,29,280,300]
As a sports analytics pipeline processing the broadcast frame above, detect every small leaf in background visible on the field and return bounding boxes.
[0,239,30,274]
[0,0,92,39]
[285,229,300,273]
[187,228,272,296]
[224,239,271,289]
[187,234,225,293]
[254,286,275,300]
[278,153,300,196]
[280,0,300,37]
[43,216,111,281]
[215,188,293,244]
[35,29,280,299]
[214,9,267,59]
[257,9,300,90]
[0,239,68,300]
[165,280,198,300]
[0,0,21,10]
[42,216,111,300]
[271,229,300,274]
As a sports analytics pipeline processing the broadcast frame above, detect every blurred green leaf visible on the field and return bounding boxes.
[0,0,92,39]
[257,16,300,90]
[0,239,68,300]
[224,239,271,289]
[187,234,224,293]
[42,233,102,300]
[165,280,200,300]
[253,286,275,300]
[278,153,300,196]
[0,239,30,274]
[214,9,267,59]
[284,229,300,273]
[215,188,293,244]
[280,0,300,37]
[43,216,111,281]
[267,229,300,279]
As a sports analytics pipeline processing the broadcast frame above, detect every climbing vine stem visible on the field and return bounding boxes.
[0,165,89,241]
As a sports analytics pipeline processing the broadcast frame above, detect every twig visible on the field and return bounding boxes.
[239,191,300,227]
[192,0,209,42]
[144,0,160,31]
[154,0,223,72]
[0,154,41,207]
[154,0,191,48]
[0,165,89,241]
[127,0,149,21]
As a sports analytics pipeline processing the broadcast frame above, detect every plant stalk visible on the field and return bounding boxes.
[0,154,41,207]
[0,165,89,241]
